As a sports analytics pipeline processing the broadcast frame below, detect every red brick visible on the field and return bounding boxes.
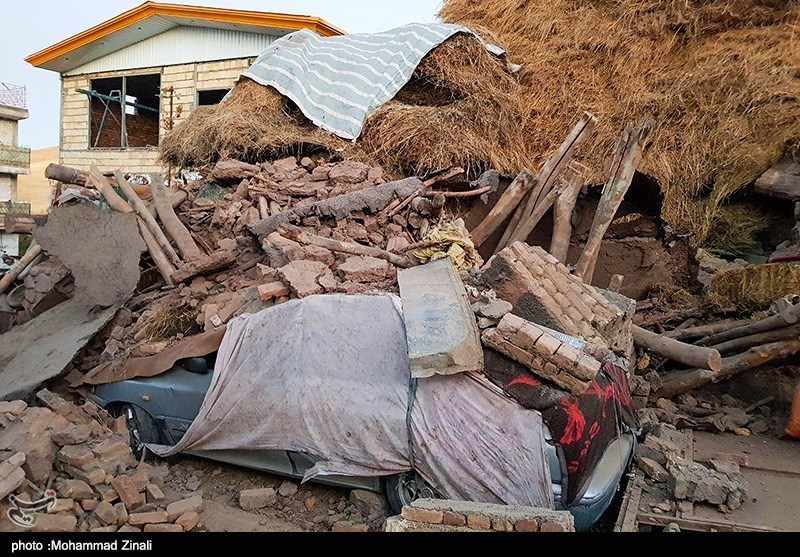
[442,511,466,526]
[57,444,96,469]
[540,521,570,532]
[110,475,144,510]
[514,519,539,532]
[175,511,200,531]
[143,523,183,532]
[401,506,444,524]
[258,281,290,301]
[166,495,204,521]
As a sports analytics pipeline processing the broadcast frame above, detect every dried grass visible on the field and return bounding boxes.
[137,300,198,342]
[439,0,800,246]
[708,263,800,309]
[160,34,529,177]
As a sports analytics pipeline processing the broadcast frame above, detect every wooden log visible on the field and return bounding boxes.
[387,166,464,218]
[575,121,653,284]
[0,242,43,295]
[697,304,800,346]
[470,170,536,248]
[708,324,800,355]
[89,165,133,214]
[151,179,203,261]
[633,324,722,372]
[114,170,180,265]
[258,196,270,219]
[171,250,238,284]
[422,185,492,198]
[507,112,597,245]
[136,218,175,287]
[279,225,415,268]
[549,163,586,263]
[494,189,532,255]
[45,163,91,185]
[663,319,754,341]
[658,337,800,398]
[511,176,570,247]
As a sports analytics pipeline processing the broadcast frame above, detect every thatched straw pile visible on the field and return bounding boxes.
[440,0,800,249]
[160,34,529,177]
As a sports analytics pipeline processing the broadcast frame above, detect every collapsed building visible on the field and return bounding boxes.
[1,0,800,534]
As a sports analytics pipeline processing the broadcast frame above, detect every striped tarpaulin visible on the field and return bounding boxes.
[241,23,501,140]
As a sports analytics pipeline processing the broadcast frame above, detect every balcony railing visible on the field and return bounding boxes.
[0,83,26,109]
[0,201,31,216]
[0,144,31,169]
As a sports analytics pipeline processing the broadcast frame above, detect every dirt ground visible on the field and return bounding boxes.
[158,454,390,532]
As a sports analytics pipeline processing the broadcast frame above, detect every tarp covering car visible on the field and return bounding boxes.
[150,294,553,508]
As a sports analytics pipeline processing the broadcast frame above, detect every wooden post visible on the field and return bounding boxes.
[0,242,43,295]
[151,179,203,261]
[114,170,180,265]
[696,303,800,346]
[633,324,722,372]
[708,324,800,355]
[469,169,535,248]
[658,337,800,398]
[258,196,270,219]
[575,121,653,284]
[507,112,597,245]
[137,218,175,286]
[663,319,754,341]
[549,163,586,263]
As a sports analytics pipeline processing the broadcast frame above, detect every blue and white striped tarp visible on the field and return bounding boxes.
[241,23,501,141]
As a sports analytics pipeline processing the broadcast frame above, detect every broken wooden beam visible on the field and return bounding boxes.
[575,120,653,284]
[470,169,536,248]
[633,324,722,372]
[388,166,464,218]
[136,218,175,287]
[151,179,203,261]
[697,303,800,346]
[90,165,133,214]
[506,112,597,245]
[45,163,92,186]
[658,337,800,398]
[279,225,416,268]
[115,170,180,265]
[663,319,754,341]
[0,242,43,295]
[171,250,238,284]
[549,163,586,263]
[708,324,800,355]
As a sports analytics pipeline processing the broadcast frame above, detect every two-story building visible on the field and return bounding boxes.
[26,2,343,173]
[0,83,31,257]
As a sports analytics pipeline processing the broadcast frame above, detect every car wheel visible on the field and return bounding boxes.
[116,404,159,460]
[385,471,437,514]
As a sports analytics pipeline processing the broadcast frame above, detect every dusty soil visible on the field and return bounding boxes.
[158,454,390,532]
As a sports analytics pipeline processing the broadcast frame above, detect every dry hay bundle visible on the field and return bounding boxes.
[440,0,800,248]
[160,34,529,177]
[708,263,800,310]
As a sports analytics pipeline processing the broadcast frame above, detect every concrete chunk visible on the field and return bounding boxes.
[398,258,483,378]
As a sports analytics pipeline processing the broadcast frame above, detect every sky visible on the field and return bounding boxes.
[1,0,443,149]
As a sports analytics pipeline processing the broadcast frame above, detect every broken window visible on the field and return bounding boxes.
[197,89,230,106]
[89,74,160,148]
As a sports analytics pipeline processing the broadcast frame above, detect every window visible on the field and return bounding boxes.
[89,74,160,148]
[197,89,230,106]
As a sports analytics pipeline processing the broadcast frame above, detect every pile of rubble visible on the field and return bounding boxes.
[0,390,204,532]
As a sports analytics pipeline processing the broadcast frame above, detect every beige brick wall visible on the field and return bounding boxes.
[0,174,12,202]
[59,57,251,172]
[0,119,16,146]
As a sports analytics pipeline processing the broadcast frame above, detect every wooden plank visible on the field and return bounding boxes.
[614,472,644,532]
[637,512,782,532]
[470,169,535,248]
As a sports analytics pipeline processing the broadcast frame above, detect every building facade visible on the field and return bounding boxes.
[26,2,343,173]
[0,83,31,257]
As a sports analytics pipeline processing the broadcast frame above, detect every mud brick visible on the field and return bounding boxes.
[534,332,561,356]
[59,463,105,485]
[175,511,200,531]
[118,525,141,533]
[93,501,118,526]
[166,495,204,521]
[51,424,92,446]
[491,518,514,531]
[114,502,128,525]
[640,457,669,482]
[30,512,77,532]
[110,475,145,510]
[466,514,491,530]
[81,499,99,511]
[58,444,96,469]
[128,510,169,525]
[0,400,27,415]
[257,281,290,301]
[90,525,118,532]
[143,523,183,532]
[400,506,443,524]
[47,498,74,514]
[57,479,93,500]
[91,438,132,464]
[97,484,119,503]
[145,484,165,504]
[239,487,276,510]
